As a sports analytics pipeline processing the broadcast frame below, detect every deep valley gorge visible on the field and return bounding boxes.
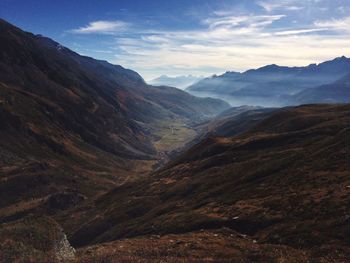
[0,11,350,263]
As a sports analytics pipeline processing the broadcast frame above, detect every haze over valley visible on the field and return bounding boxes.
[187,56,350,107]
[1,1,350,262]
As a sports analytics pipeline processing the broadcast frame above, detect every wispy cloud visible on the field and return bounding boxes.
[108,12,350,79]
[257,0,303,12]
[274,28,327,36]
[202,14,285,30]
[314,17,350,32]
[70,20,130,34]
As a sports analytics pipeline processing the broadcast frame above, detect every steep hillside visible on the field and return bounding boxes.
[2,18,349,262]
[166,106,278,159]
[196,106,277,138]
[67,104,350,262]
[0,19,229,225]
[187,57,350,106]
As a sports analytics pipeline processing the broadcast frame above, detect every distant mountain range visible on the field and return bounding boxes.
[148,74,203,89]
[1,18,350,262]
[293,72,350,104]
[187,56,350,107]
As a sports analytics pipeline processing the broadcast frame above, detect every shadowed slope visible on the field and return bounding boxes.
[0,19,229,225]
[68,105,350,262]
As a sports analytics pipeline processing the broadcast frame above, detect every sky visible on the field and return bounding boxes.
[1,0,350,80]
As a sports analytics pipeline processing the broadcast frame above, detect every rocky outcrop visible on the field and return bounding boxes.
[54,232,76,262]
[0,216,75,262]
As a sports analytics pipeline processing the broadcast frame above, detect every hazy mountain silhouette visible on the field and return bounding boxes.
[292,72,350,104]
[148,74,203,89]
[187,56,350,106]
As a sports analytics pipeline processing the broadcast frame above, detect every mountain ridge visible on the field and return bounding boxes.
[187,56,350,107]
[1,18,350,262]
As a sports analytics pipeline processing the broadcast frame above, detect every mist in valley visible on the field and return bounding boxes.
[1,0,350,262]
[189,91,287,107]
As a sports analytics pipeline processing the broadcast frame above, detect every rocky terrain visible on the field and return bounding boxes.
[0,216,75,262]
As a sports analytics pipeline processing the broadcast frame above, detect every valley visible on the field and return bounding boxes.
[153,120,197,153]
[152,119,198,168]
[0,17,350,263]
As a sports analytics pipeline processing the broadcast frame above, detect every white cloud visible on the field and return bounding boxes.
[70,20,130,34]
[274,28,327,36]
[257,0,303,12]
[203,15,285,30]
[314,17,350,32]
[109,14,350,79]
[70,10,350,79]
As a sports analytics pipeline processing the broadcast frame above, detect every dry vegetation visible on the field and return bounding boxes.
[1,19,350,263]
[153,120,197,153]
[64,105,350,263]
[73,229,313,263]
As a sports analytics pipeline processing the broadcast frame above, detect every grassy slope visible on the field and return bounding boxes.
[65,104,350,262]
[74,228,315,263]
[0,19,228,227]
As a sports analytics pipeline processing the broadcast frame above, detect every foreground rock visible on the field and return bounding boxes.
[0,216,75,262]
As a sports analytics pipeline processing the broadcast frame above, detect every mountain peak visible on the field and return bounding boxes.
[335,55,348,61]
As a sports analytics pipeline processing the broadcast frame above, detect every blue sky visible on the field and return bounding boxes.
[1,0,350,80]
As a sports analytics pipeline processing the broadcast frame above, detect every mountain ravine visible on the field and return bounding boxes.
[0,19,349,263]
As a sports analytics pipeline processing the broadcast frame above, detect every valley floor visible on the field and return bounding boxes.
[152,119,198,168]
